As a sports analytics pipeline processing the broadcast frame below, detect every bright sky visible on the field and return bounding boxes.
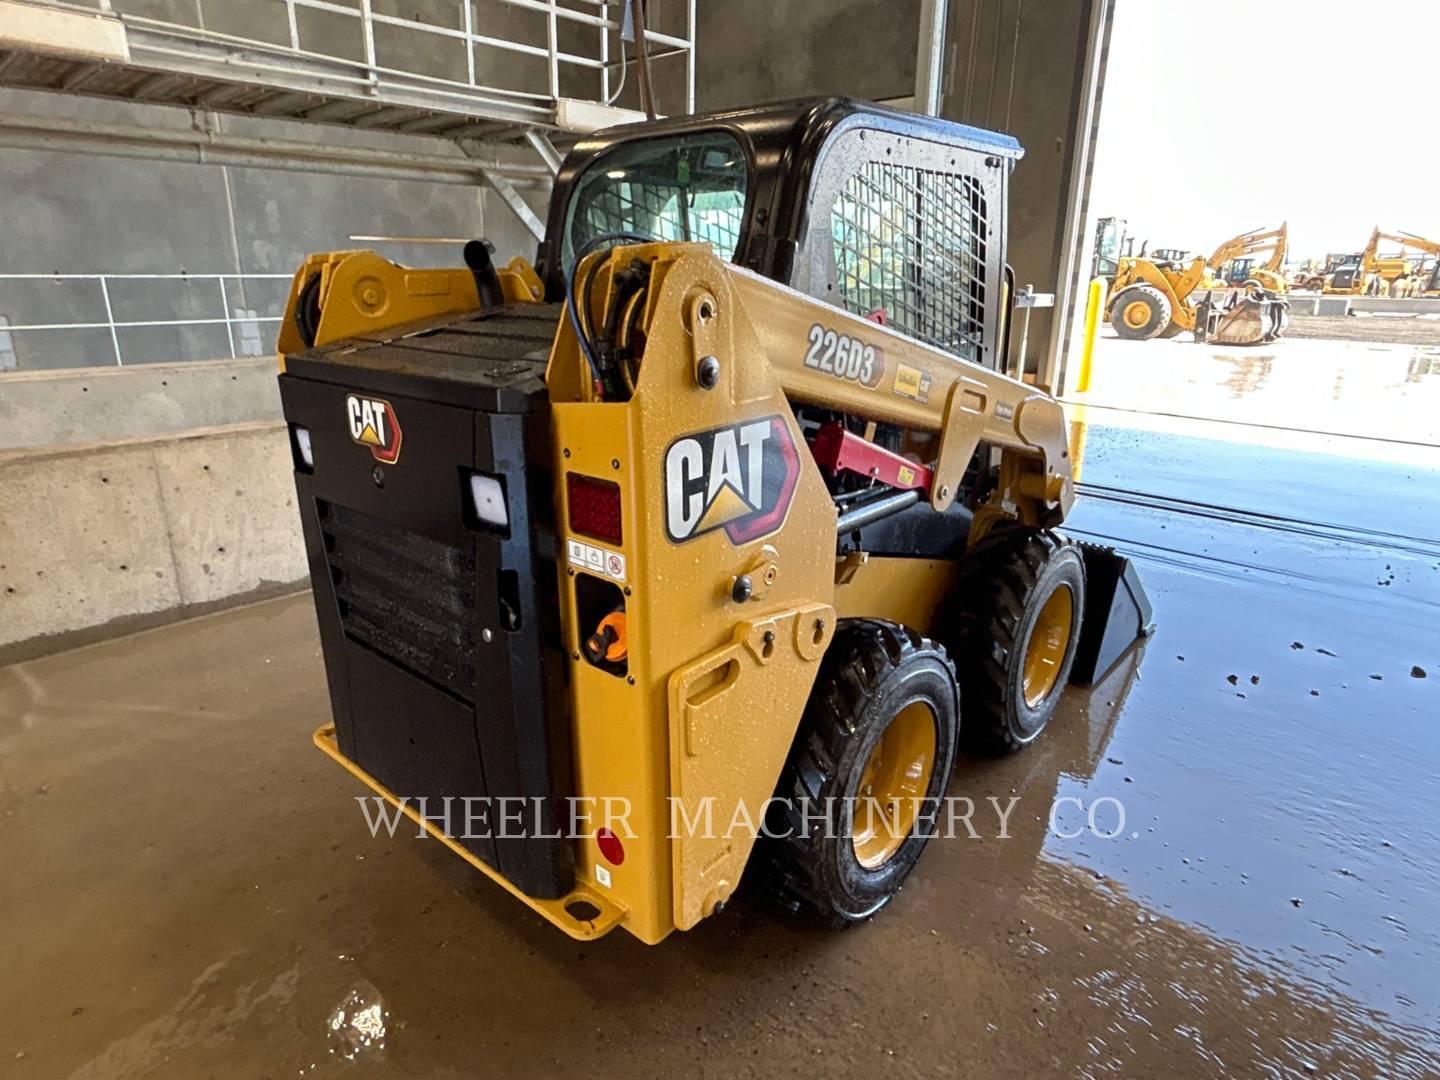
[1089,0,1440,263]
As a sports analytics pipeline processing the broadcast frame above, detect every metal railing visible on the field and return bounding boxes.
[0,272,293,368]
[50,0,697,122]
[272,0,694,113]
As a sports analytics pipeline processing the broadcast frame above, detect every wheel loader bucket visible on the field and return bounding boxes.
[1194,290,1289,346]
[1070,543,1155,686]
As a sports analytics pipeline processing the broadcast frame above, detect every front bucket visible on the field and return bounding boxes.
[1071,542,1155,686]
[1194,291,1289,345]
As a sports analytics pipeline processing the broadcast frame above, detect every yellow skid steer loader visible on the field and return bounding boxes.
[277,99,1151,944]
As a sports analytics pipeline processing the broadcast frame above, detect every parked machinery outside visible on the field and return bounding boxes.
[1102,222,1289,344]
[1323,227,1440,296]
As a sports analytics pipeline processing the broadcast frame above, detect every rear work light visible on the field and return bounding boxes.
[467,472,509,530]
[291,424,314,471]
[566,473,623,546]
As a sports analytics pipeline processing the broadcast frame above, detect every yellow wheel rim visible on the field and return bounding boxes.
[852,701,937,870]
[1022,585,1075,709]
[1122,299,1151,329]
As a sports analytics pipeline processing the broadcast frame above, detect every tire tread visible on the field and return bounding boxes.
[953,530,1080,754]
[757,619,955,926]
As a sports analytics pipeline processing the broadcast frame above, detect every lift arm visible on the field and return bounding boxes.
[730,268,1072,523]
[553,243,1074,532]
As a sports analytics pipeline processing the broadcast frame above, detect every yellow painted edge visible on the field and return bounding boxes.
[312,724,627,942]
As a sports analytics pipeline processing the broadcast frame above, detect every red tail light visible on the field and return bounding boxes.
[596,827,625,866]
[567,473,623,545]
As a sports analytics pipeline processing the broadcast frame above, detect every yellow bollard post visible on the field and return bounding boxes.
[1076,277,1107,394]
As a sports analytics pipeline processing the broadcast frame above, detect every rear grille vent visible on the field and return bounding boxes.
[317,500,475,703]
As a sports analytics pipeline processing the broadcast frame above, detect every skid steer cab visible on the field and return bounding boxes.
[277,98,1151,945]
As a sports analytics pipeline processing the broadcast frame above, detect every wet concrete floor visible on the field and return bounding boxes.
[2,344,1438,1078]
[1081,332,1440,444]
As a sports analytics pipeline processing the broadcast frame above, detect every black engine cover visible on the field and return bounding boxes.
[279,304,575,899]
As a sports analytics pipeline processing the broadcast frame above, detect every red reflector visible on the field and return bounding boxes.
[596,827,625,866]
[567,473,623,545]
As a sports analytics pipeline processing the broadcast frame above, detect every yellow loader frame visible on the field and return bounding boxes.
[285,242,1075,943]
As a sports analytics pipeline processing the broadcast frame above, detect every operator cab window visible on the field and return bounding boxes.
[830,159,990,364]
[1094,220,1121,276]
[562,132,748,272]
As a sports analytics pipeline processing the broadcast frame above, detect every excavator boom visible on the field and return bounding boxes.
[1207,223,1288,275]
[1392,231,1440,257]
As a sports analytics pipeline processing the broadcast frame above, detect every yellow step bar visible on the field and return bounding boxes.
[312,724,626,941]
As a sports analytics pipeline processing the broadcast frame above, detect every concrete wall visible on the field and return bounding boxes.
[0,0,710,658]
[0,0,567,371]
[0,355,282,449]
[689,0,919,110]
[0,85,549,371]
[0,421,308,663]
[1298,295,1440,316]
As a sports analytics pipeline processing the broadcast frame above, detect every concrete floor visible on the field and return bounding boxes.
[3,337,1438,1078]
[1079,331,1440,443]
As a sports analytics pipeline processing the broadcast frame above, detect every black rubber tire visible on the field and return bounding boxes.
[1110,285,1172,340]
[294,272,323,347]
[951,531,1085,754]
[759,620,959,927]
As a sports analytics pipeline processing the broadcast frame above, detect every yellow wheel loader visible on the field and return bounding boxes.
[1101,221,1289,344]
[277,99,1151,944]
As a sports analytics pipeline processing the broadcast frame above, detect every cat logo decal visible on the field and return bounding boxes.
[664,416,799,545]
[345,394,402,465]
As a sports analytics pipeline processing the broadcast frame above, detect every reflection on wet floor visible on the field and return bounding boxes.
[1219,352,1275,399]
[1042,565,1437,1021]
[322,986,389,1065]
[1073,334,1440,444]
[2,349,1439,1076]
[1044,381,1439,1070]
